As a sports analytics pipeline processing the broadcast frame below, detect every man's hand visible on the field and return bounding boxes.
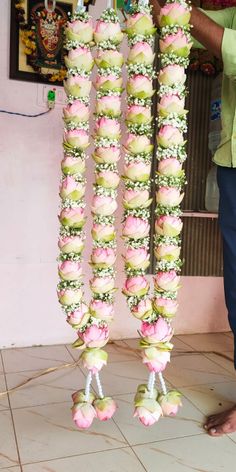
[149,0,224,60]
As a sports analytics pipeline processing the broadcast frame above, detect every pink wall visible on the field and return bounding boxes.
[0,0,229,348]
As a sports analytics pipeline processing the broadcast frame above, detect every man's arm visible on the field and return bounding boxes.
[190,7,223,59]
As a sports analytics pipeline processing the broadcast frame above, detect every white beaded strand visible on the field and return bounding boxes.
[85,371,93,402]
[158,372,167,395]
[95,372,105,399]
[147,371,156,398]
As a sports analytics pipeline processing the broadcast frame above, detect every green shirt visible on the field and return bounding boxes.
[193,7,236,167]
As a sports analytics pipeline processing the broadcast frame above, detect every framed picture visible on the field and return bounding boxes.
[10,0,95,85]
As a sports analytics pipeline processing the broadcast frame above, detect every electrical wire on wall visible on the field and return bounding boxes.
[0,88,57,117]
[0,109,51,118]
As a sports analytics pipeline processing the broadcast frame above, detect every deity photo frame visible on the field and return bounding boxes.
[9,0,79,85]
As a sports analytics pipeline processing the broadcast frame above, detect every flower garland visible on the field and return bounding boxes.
[122,0,192,426]
[58,3,123,429]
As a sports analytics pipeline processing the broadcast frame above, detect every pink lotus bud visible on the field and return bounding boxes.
[131,299,153,320]
[94,397,117,421]
[67,303,90,329]
[95,74,122,91]
[58,260,82,281]
[124,247,150,269]
[80,348,108,373]
[154,270,180,291]
[158,94,185,116]
[72,389,95,404]
[127,12,155,35]
[89,300,114,322]
[95,170,120,189]
[134,398,163,426]
[123,276,149,297]
[59,176,85,201]
[61,155,86,176]
[64,129,89,149]
[64,76,92,98]
[72,402,97,429]
[96,96,121,117]
[158,390,182,416]
[157,125,184,148]
[159,3,191,27]
[124,161,151,182]
[134,383,158,402]
[58,235,84,254]
[155,244,181,261]
[126,105,152,124]
[93,146,120,164]
[63,100,89,122]
[92,223,115,242]
[65,47,94,71]
[127,75,154,99]
[66,18,93,43]
[90,276,115,294]
[158,158,182,176]
[140,318,173,344]
[156,187,184,207]
[91,195,118,216]
[94,20,123,44]
[91,248,116,266]
[128,42,155,65]
[79,324,109,348]
[153,296,179,317]
[57,287,83,306]
[125,133,153,155]
[142,346,171,373]
[160,30,192,57]
[95,117,120,139]
[95,50,124,68]
[59,207,85,228]
[159,65,186,86]
[123,215,150,239]
[155,215,183,236]
[123,189,151,209]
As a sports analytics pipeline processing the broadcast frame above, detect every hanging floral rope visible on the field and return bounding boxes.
[122,0,192,426]
[58,1,123,429]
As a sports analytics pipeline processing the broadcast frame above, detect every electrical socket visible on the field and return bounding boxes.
[37,84,66,108]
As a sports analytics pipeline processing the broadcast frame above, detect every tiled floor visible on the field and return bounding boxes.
[0,333,236,471]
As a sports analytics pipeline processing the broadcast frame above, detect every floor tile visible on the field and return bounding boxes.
[122,339,142,357]
[0,468,21,471]
[67,340,139,363]
[0,374,9,411]
[0,410,20,469]
[181,381,236,416]
[12,403,127,464]
[177,333,234,352]
[2,345,72,373]
[172,336,194,354]
[164,354,235,387]
[224,332,233,338]
[133,434,236,472]
[113,393,204,445]
[6,367,85,409]
[0,353,4,373]
[204,352,235,375]
[22,448,145,472]
[81,360,151,397]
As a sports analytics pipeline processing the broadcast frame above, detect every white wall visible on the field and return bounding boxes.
[0,0,229,348]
